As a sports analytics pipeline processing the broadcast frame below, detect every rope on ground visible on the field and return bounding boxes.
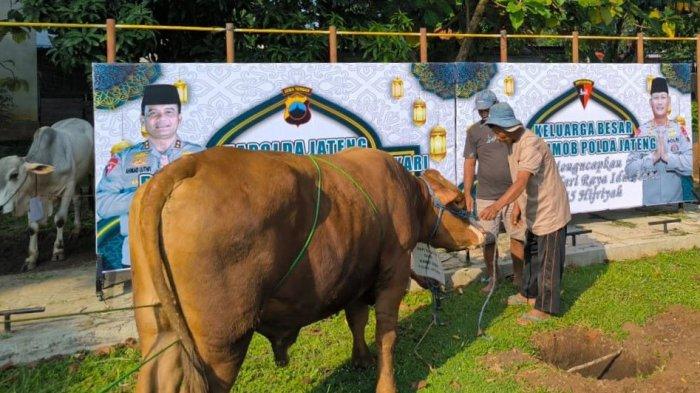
[96,339,180,393]
[477,244,497,338]
[9,304,160,325]
[413,318,436,370]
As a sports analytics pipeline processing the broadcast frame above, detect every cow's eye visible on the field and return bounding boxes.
[9,172,18,181]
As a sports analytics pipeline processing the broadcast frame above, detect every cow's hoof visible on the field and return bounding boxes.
[51,250,65,261]
[274,356,289,368]
[351,353,375,369]
[21,259,37,272]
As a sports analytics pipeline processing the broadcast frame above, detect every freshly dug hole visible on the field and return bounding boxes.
[533,327,661,380]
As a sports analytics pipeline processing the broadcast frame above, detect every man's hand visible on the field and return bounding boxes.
[658,138,668,163]
[511,203,522,227]
[465,194,474,213]
[479,204,500,221]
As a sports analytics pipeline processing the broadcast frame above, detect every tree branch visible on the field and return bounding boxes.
[455,0,490,61]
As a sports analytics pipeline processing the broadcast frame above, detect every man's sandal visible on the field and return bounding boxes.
[507,294,534,306]
[516,311,551,326]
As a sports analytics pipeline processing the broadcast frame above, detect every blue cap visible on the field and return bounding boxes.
[474,90,498,110]
[485,102,522,132]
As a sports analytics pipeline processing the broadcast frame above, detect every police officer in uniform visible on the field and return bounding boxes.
[624,77,692,206]
[96,84,204,267]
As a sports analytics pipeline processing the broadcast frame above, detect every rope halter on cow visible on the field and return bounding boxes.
[0,172,30,209]
[416,176,472,326]
[418,176,471,243]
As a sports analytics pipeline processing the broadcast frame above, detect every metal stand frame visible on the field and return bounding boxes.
[1,307,45,333]
[95,255,133,301]
[648,218,681,234]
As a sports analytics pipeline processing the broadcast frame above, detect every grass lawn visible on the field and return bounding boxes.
[1,248,698,392]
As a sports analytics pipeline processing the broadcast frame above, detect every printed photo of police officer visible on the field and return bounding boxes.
[624,77,693,206]
[96,84,204,267]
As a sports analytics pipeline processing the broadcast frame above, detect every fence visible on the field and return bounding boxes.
[1,19,699,64]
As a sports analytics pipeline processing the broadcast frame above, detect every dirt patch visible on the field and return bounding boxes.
[0,226,95,276]
[483,305,700,392]
[0,201,95,276]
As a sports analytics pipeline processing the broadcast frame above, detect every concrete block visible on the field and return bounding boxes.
[448,267,483,289]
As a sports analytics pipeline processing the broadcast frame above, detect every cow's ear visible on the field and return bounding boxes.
[24,162,55,175]
[433,183,459,206]
[422,170,459,206]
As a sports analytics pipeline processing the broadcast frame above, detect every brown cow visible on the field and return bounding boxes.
[129,147,484,393]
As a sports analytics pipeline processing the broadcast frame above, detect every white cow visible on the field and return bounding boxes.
[0,118,93,270]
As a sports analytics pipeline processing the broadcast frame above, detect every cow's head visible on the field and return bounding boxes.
[419,169,484,250]
[0,155,54,216]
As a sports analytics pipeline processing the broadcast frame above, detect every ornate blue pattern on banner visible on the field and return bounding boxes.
[93,64,162,110]
[660,63,692,94]
[411,63,496,99]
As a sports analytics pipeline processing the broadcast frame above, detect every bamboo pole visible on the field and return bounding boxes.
[572,31,579,63]
[566,349,623,375]
[226,23,234,63]
[420,28,427,63]
[106,19,116,63]
[637,32,644,63]
[0,22,697,41]
[234,28,328,35]
[0,21,105,28]
[500,30,507,62]
[329,26,337,63]
[117,24,223,32]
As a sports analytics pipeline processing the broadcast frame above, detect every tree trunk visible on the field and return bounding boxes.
[455,0,490,61]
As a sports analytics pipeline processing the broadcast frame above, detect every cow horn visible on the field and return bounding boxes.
[23,162,55,175]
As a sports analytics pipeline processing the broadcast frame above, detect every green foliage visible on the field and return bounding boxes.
[11,0,700,66]
[353,11,417,63]
[14,0,464,64]
[18,0,156,75]
[496,0,698,62]
[498,0,566,31]
[1,248,698,392]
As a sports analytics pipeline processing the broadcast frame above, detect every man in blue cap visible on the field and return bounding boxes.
[96,84,204,267]
[463,90,525,294]
[624,77,693,206]
[478,102,571,325]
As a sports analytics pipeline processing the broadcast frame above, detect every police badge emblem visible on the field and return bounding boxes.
[574,79,594,109]
[282,85,312,127]
[132,152,149,166]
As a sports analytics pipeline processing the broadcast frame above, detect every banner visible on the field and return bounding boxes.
[93,62,695,273]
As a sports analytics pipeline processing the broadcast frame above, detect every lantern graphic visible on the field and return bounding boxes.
[391,77,404,99]
[646,75,654,93]
[413,98,427,126]
[429,124,447,162]
[674,1,691,13]
[504,75,515,96]
[174,79,188,104]
[675,97,685,126]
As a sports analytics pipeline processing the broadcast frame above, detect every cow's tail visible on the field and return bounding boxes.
[131,156,210,393]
